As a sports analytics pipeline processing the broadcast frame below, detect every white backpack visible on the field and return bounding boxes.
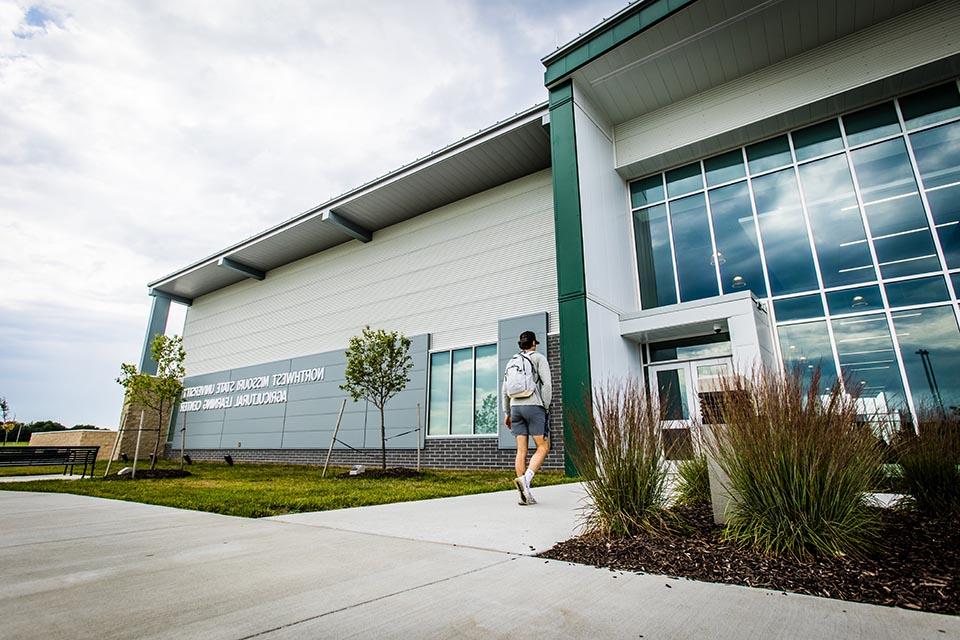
[503,353,540,400]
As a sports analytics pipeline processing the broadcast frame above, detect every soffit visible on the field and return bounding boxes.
[149,106,551,302]
[572,0,932,127]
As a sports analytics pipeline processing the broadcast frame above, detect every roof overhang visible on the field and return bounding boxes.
[549,0,935,126]
[542,0,697,88]
[148,103,551,303]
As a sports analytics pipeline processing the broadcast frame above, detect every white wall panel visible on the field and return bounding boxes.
[574,84,643,380]
[614,1,960,172]
[182,170,557,375]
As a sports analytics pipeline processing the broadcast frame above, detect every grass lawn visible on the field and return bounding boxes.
[0,459,577,518]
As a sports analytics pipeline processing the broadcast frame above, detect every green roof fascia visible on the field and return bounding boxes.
[543,0,698,87]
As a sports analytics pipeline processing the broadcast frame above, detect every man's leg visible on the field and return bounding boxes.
[513,435,530,504]
[528,435,550,474]
[514,435,528,478]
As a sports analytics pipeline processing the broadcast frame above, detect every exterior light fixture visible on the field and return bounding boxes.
[710,251,726,266]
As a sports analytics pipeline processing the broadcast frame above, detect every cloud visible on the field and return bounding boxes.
[12,3,65,39]
[0,0,626,426]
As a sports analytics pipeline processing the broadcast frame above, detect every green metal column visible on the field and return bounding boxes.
[548,81,593,476]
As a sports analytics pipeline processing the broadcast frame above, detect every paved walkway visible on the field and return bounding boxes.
[0,473,84,483]
[0,488,956,640]
[267,482,590,555]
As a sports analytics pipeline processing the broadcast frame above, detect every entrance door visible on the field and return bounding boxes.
[648,357,733,457]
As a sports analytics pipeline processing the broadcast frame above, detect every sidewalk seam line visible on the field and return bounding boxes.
[235,557,517,640]
[263,519,554,557]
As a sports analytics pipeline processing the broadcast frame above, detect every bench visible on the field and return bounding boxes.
[0,446,99,478]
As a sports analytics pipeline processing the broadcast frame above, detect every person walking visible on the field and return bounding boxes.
[502,330,552,505]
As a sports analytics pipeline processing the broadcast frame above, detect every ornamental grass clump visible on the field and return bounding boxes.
[708,368,884,559]
[674,454,711,506]
[571,378,670,536]
[898,408,960,515]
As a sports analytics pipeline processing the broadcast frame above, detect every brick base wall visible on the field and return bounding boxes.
[165,334,564,471]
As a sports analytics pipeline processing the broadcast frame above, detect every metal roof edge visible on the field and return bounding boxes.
[147,102,549,290]
[541,0,647,66]
[541,0,699,87]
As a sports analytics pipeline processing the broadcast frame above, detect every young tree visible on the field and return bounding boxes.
[340,327,413,470]
[117,335,186,470]
[0,398,13,446]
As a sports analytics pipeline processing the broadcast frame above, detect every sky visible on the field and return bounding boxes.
[0,0,629,428]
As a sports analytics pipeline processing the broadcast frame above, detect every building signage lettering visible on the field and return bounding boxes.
[180,367,325,413]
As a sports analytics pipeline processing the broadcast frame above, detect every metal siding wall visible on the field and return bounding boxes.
[614,1,960,172]
[181,170,558,376]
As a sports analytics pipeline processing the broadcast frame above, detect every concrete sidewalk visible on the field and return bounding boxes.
[0,474,85,483]
[267,481,590,555]
[0,490,956,640]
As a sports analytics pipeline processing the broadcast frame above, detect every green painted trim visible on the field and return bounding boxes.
[543,0,698,87]
[549,81,592,476]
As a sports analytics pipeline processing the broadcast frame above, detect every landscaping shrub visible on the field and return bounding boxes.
[707,368,884,559]
[571,379,670,536]
[898,408,960,515]
[674,455,710,506]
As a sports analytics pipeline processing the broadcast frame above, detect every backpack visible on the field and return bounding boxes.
[503,353,540,400]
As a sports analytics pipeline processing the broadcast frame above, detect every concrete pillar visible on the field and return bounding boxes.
[138,294,171,375]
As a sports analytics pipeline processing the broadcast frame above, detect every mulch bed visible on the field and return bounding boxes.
[540,503,959,615]
[103,469,193,481]
[336,468,425,479]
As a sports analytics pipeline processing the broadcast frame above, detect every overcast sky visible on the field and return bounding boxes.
[0,0,627,428]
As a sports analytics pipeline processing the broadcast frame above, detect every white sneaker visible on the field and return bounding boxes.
[514,477,528,505]
[522,476,536,505]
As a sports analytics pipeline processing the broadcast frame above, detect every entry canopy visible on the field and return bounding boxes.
[148,103,550,303]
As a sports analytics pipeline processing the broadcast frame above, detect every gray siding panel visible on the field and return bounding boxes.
[175,334,428,451]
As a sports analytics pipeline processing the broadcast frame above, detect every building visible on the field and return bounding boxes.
[140,0,960,473]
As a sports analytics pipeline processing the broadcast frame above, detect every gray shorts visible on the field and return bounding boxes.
[510,405,549,438]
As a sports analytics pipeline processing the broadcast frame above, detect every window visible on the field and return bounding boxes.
[831,314,905,406]
[753,169,819,295]
[891,307,960,410]
[776,320,837,390]
[427,344,498,436]
[633,203,677,308]
[670,193,718,302]
[708,182,766,296]
[798,154,874,287]
[850,139,940,278]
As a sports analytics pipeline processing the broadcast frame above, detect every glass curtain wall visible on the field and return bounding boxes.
[630,80,960,414]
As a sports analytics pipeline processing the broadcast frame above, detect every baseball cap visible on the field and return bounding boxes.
[519,330,539,345]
